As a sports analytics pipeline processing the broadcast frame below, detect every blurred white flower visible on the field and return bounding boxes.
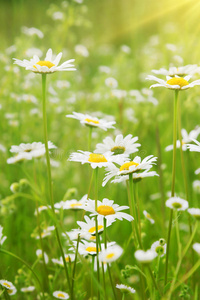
[135,249,156,263]
[165,128,200,151]
[193,243,200,255]
[188,208,200,220]
[151,240,166,257]
[75,44,89,57]
[152,65,199,77]
[21,26,44,38]
[116,284,136,294]
[105,77,118,88]
[0,225,7,245]
[21,286,35,293]
[66,112,115,130]
[53,291,69,299]
[165,197,188,211]
[36,249,49,264]
[52,11,64,20]
[143,210,155,224]
[99,244,123,263]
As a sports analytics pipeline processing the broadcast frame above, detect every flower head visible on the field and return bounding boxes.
[13,48,76,74]
[94,134,140,156]
[99,244,123,263]
[151,65,199,77]
[84,198,133,223]
[68,151,121,169]
[143,210,155,224]
[55,194,87,210]
[21,286,35,293]
[103,155,158,186]
[66,112,115,131]
[134,250,156,263]
[165,197,188,211]
[146,75,200,90]
[165,128,200,151]
[188,208,200,220]
[77,215,113,236]
[116,284,136,294]
[53,291,69,299]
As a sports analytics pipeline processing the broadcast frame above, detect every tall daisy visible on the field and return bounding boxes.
[13,48,75,73]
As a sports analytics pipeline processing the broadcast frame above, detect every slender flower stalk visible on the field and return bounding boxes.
[94,167,100,300]
[165,90,179,285]
[175,210,181,259]
[129,174,142,248]
[71,234,80,299]
[88,127,93,151]
[41,74,72,297]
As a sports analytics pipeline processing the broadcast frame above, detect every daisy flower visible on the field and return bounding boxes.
[99,244,123,263]
[34,205,51,215]
[116,284,136,294]
[68,151,121,169]
[103,155,158,186]
[186,138,200,152]
[94,134,141,156]
[134,249,156,264]
[84,198,133,222]
[53,291,69,299]
[66,112,116,131]
[13,48,76,74]
[143,210,155,224]
[56,194,87,210]
[146,75,200,90]
[0,225,7,245]
[165,128,200,151]
[151,240,167,257]
[165,197,188,211]
[192,243,200,255]
[77,215,113,236]
[0,280,15,291]
[21,286,35,293]
[9,141,56,158]
[188,208,200,220]
[151,65,199,77]
[52,254,75,266]
[72,240,101,256]
[105,77,118,88]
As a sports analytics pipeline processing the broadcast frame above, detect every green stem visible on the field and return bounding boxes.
[41,74,72,297]
[165,90,179,286]
[171,90,179,197]
[147,265,161,296]
[167,222,198,299]
[91,256,94,299]
[94,167,100,300]
[126,181,137,245]
[71,234,80,299]
[144,266,153,300]
[107,264,118,300]
[164,209,173,285]
[0,249,44,299]
[88,127,93,151]
[175,210,181,259]
[173,259,200,292]
[129,175,142,248]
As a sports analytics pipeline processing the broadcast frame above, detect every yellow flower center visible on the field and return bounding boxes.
[57,293,65,298]
[70,203,82,208]
[106,253,115,259]
[88,153,107,163]
[34,61,55,69]
[111,146,125,155]
[146,213,152,219]
[172,202,182,209]
[97,205,115,216]
[86,246,98,252]
[88,225,103,233]
[8,290,14,294]
[120,161,139,171]
[166,77,189,88]
[3,283,11,288]
[65,256,70,262]
[85,118,99,124]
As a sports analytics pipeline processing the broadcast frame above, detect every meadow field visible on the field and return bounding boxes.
[0,0,200,299]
